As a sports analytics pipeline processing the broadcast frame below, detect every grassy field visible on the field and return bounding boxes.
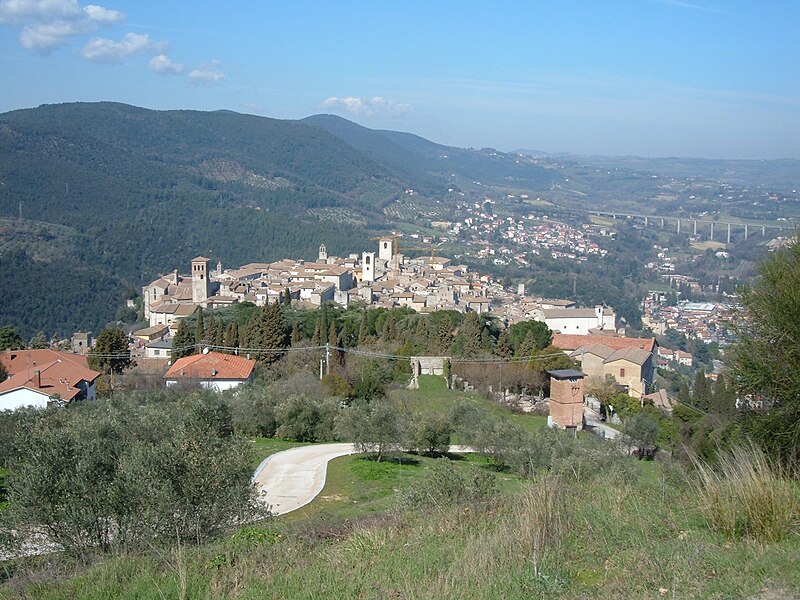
[394,375,547,435]
[7,452,799,600]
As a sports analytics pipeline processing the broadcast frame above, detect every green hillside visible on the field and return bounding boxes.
[0,103,418,337]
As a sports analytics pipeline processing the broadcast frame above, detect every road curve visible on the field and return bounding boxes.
[252,443,357,515]
[252,444,475,516]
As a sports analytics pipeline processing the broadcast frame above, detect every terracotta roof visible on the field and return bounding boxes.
[0,350,89,375]
[604,348,653,366]
[552,334,657,353]
[0,358,100,402]
[570,344,616,360]
[164,351,256,381]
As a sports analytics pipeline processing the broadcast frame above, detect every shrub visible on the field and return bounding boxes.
[409,413,452,455]
[692,443,800,542]
[401,459,496,509]
[2,397,265,557]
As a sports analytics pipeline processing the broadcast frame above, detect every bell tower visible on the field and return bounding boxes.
[191,256,210,304]
[319,243,328,263]
[362,252,375,282]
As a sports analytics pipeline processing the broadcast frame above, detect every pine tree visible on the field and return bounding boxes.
[28,331,48,349]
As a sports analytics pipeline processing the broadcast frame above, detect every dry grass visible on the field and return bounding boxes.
[692,443,800,542]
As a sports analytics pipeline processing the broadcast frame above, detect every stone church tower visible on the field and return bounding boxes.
[361,252,375,282]
[191,256,211,304]
[318,243,328,262]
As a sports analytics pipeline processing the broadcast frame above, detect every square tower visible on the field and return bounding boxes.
[362,252,375,282]
[547,369,586,430]
[378,237,393,263]
[191,256,211,304]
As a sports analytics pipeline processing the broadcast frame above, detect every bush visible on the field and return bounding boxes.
[692,443,800,543]
[1,397,265,557]
[275,394,338,442]
[401,459,496,509]
[409,413,452,455]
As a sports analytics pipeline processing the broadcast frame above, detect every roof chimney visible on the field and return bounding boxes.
[34,370,41,388]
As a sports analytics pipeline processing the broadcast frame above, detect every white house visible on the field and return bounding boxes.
[164,351,256,392]
[536,306,616,335]
[0,352,100,410]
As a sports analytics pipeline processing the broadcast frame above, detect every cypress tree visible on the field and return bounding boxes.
[328,321,338,348]
[496,330,512,359]
[194,307,205,352]
[214,318,225,348]
[246,302,287,364]
[171,318,195,359]
[283,286,292,306]
[693,369,712,411]
[357,315,368,346]
[437,316,453,354]
[291,322,301,346]
[224,321,238,351]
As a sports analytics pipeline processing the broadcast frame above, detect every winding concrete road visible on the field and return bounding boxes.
[252,444,475,516]
[252,443,358,515]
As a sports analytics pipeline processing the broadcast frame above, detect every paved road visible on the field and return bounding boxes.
[252,443,358,515]
[252,444,475,516]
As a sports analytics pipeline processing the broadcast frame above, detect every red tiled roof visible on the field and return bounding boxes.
[552,334,657,353]
[164,351,256,381]
[0,350,89,375]
[0,358,100,402]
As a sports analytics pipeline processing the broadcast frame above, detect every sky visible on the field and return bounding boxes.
[2,0,799,159]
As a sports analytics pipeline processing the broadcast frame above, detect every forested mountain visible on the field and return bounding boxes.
[1,103,554,337]
[0,103,419,337]
[1,102,795,338]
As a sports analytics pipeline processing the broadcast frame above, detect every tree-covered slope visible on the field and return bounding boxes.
[0,103,419,337]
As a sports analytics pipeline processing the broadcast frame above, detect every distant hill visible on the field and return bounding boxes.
[0,102,557,337]
[0,103,415,336]
[304,114,554,190]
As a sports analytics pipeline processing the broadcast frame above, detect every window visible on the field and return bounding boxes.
[619,368,625,378]
[154,349,160,356]
[366,255,371,265]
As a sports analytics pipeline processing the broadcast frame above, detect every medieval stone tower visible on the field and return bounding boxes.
[319,243,328,262]
[361,252,375,282]
[378,237,393,263]
[191,256,210,304]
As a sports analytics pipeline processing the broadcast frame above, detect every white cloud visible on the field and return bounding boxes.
[0,0,124,52]
[321,96,413,118]
[148,53,183,75]
[189,60,225,85]
[83,4,122,23]
[81,32,164,63]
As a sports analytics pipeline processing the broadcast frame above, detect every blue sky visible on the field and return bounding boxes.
[2,0,799,158]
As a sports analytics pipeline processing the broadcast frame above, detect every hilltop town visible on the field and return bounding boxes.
[141,237,618,340]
